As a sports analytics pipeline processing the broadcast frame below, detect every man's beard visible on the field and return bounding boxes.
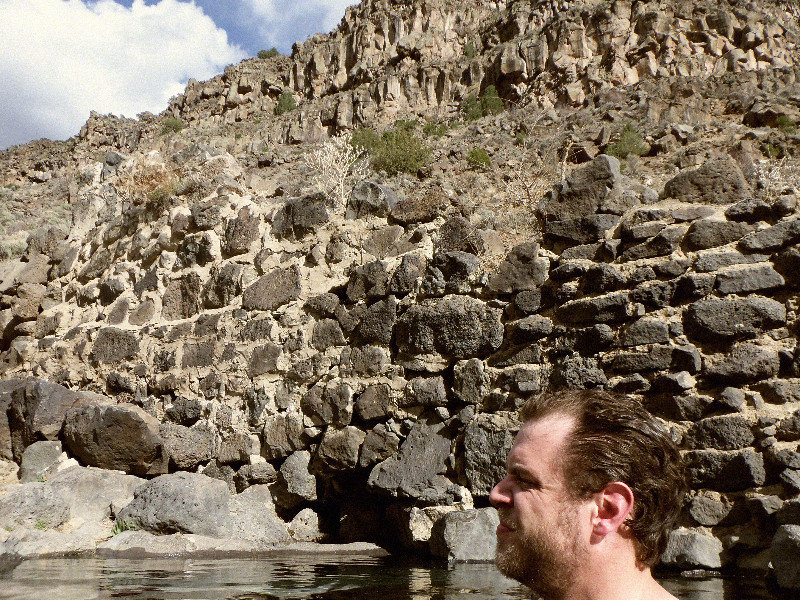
[494,504,586,599]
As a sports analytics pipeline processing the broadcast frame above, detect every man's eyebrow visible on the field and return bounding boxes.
[508,464,540,483]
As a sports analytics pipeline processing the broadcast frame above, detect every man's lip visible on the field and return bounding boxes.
[497,522,515,535]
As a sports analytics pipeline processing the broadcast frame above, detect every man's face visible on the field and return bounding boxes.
[489,413,591,597]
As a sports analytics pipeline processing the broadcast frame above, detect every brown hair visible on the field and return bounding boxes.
[519,389,686,566]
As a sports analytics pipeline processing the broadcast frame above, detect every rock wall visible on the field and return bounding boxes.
[1,141,800,577]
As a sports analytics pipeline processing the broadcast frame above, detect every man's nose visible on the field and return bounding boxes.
[489,476,512,507]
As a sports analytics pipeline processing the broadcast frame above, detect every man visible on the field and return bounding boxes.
[490,389,686,600]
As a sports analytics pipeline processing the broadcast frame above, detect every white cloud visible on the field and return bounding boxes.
[0,0,246,149]
[244,0,356,49]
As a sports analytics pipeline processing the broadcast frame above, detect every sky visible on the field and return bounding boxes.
[0,0,357,150]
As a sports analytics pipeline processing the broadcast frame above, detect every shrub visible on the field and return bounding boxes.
[161,117,185,136]
[274,91,298,116]
[304,131,370,213]
[461,86,505,121]
[350,126,432,176]
[394,119,418,132]
[423,121,450,137]
[350,127,382,153]
[775,115,798,135]
[606,123,650,159]
[461,94,483,122]
[480,85,504,116]
[258,48,279,59]
[466,147,491,169]
[463,41,477,58]
[372,127,431,175]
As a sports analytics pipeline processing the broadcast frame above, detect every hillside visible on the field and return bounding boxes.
[1,0,800,588]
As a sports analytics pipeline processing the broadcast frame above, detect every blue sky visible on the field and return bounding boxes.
[0,0,355,150]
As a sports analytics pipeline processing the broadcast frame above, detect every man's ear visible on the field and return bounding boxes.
[591,481,634,538]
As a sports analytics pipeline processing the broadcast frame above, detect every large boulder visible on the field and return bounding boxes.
[6,378,100,462]
[429,508,499,563]
[368,418,455,503]
[0,465,143,532]
[663,154,750,204]
[116,472,230,537]
[159,423,215,470]
[117,472,289,545]
[62,403,168,476]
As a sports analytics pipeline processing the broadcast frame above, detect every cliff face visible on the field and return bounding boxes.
[1,0,800,582]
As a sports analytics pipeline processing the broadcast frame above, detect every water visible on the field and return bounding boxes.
[0,553,784,600]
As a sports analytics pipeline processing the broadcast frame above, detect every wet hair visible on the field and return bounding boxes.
[519,389,686,566]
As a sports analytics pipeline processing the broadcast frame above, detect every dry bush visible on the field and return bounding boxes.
[116,161,179,209]
[757,157,800,199]
[304,131,370,213]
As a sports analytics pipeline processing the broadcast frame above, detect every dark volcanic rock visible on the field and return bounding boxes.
[463,412,519,496]
[684,296,786,342]
[739,217,800,252]
[557,290,633,324]
[685,415,755,451]
[714,263,784,294]
[663,155,750,204]
[487,242,548,294]
[683,219,754,251]
[395,295,503,361]
[63,403,168,476]
[5,378,100,462]
[162,273,203,321]
[347,181,398,219]
[704,343,781,382]
[91,327,140,364]
[272,193,329,240]
[346,260,389,302]
[224,205,261,255]
[685,448,766,492]
[203,262,245,309]
[539,154,622,220]
[242,264,301,311]
[368,418,453,502]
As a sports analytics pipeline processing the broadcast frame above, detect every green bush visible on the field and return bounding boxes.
[461,94,483,122]
[373,128,431,175]
[161,117,185,135]
[606,123,650,159]
[423,121,450,137]
[775,115,798,135]
[274,91,298,116]
[350,125,431,175]
[350,127,382,154]
[463,41,477,58]
[461,85,505,121]
[466,147,491,169]
[258,48,279,59]
[480,85,504,116]
[394,119,418,132]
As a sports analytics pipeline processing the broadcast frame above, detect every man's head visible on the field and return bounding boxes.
[490,389,686,593]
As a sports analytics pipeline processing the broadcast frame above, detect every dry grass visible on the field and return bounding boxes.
[116,161,179,209]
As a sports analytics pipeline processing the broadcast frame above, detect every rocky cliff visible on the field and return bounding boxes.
[1,0,800,589]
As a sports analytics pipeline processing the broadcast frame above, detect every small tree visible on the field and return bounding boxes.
[258,48,279,59]
[304,132,370,213]
[274,91,297,116]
